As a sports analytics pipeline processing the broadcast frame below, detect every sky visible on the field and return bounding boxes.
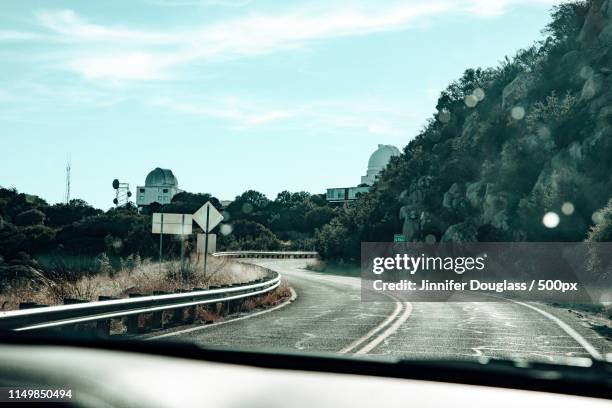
[0,0,562,210]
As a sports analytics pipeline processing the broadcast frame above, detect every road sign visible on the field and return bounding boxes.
[393,234,406,243]
[152,213,193,235]
[193,201,224,276]
[193,202,224,232]
[197,233,216,254]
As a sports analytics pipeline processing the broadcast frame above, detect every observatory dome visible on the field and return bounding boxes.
[360,144,400,186]
[145,168,178,187]
[367,145,401,172]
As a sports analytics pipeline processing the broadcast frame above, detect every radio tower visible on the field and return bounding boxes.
[64,158,71,204]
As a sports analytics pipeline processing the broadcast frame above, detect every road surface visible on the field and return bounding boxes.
[151,259,610,361]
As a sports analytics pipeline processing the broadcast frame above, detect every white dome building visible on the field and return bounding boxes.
[361,144,401,186]
[326,144,400,203]
[145,168,178,187]
[136,168,181,207]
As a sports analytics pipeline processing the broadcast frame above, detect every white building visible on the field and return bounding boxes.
[361,144,401,186]
[326,144,400,203]
[136,168,181,207]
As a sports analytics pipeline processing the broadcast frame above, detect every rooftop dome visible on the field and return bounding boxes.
[145,168,178,187]
[367,144,400,172]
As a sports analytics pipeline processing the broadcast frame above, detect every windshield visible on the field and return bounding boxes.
[0,0,611,373]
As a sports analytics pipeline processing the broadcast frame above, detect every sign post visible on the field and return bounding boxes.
[193,202,224,277]
[159,214,163,273]
[203,205,210,275]
[152,212,193,278]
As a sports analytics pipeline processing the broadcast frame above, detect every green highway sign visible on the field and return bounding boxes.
[393,234,406,243]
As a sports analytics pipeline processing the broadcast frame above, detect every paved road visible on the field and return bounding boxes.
[154,259,610,361]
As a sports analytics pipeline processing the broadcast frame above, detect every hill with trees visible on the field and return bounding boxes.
[314,0,612,260]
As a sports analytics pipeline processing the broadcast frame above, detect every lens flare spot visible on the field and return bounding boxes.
[241,202,253,214]
[543,212,560,228]
[561,202,575,216]
[425,234,437,244]
[592,211,604,224]
[579,65,593,79]
[473,88,485,101]
[511,106,525,120]
[537,124,551,139]
[437,109,451,123]
[464,94,478,108]
[220,223,233,236]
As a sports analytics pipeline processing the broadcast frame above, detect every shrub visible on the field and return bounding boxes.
[14,209,46,226]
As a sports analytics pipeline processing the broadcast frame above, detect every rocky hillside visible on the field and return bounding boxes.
[315,0,612,260]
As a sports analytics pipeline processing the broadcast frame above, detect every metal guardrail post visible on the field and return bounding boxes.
[183,306,196,324]
[126,294,144,334]
[150,291,168,330]
[96,319,111,337]
[96,296,117,336]
[126,315,139,334]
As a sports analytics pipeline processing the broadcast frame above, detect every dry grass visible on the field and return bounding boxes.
[0,255,266,311]
[195,305,223,324]
[241,280,292,312]
[0,255,294,336]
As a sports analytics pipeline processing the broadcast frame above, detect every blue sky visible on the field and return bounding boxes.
[1,0,561,209]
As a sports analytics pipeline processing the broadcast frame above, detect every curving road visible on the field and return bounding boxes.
[151,258,610,361]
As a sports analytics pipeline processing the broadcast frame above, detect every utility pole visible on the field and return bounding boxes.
[64,158,71,204]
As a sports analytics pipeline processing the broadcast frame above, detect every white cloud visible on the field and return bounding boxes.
[68,52,178,81]
[35,10,172,43]
[7,0,563,81]
[29,2,453,80]
[151,97,295,126]
[149,95,420,139]
[0,30,42,41]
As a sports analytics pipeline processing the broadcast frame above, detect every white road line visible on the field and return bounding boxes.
[511,300,603,361]
[338,301,403,354]
[147,287,297,340]
[354,302,413,355]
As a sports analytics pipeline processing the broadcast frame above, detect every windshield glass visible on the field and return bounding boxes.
[0,0,611,370]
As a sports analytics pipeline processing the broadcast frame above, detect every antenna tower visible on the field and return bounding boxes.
[64,158,71,204]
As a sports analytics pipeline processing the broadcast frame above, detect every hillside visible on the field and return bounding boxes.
[315,0,612,260]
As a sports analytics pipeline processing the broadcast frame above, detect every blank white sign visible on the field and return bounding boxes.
[152,213,193,235]
[196,233,216,254]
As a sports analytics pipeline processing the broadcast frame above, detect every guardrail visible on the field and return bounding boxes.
[213,251,318,259]
[0,270,280,335]
[0,251,317,335]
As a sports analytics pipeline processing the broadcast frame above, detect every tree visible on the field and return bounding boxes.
[544,2,590,44]
[163,192,222,214]
[304,206,335,232]
[15,209,46,226]
[222,220,281,250]
[43,199,101,227]
[314,219,358,260]
[226,190,271,225]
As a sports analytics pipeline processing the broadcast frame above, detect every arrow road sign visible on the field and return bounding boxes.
[193,201,224,232]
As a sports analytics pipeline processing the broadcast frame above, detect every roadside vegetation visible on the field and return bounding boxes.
[0,186,335,298]
[0,255,268,311]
